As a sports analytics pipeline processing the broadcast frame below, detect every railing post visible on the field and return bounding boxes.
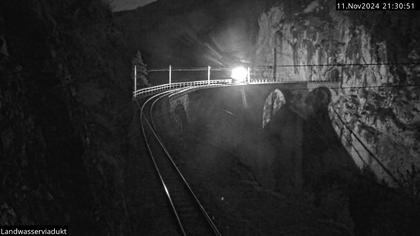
[208,66,211,85]
[247,67,250,84]
[273,47,277,81]
[169,65,172,85]
[134,64,137,93]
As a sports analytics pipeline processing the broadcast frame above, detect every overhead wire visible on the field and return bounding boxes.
[148,61,420,72]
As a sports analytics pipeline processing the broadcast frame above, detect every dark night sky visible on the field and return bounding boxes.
[110,0,157,11]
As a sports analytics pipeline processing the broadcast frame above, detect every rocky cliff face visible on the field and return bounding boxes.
[254,0,420,188]
[0,0,146,234]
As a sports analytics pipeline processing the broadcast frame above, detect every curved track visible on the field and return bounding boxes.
[139,90,222,236]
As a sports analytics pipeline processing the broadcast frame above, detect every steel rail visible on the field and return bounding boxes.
[140,89,222,236]
[146,91,222,236]
[140,91,186,235]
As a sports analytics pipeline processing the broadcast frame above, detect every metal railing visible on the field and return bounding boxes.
[132,65,346,98]
[134,65,233,98]
[133,79,232,98]
[132,78,342,98]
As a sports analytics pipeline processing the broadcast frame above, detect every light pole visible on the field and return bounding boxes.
[169,65,172,85]
[208,66,211,85]
[134,65,137,92]
[247,67,250,84]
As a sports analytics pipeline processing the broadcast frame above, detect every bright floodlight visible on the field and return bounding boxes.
[231,66,248,82]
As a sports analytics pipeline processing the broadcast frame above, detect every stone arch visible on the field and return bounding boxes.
[262,89,287,128]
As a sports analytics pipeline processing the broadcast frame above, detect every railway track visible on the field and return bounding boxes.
[139,90,222,236]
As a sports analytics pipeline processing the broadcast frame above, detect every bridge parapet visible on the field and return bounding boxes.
[133,78,340,99]
[133,79,232,98]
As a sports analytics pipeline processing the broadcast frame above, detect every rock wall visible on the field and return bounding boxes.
[0,1,146,234]
[254,0,420,187]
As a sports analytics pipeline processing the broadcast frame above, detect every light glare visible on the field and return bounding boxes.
[231,66,248,82]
